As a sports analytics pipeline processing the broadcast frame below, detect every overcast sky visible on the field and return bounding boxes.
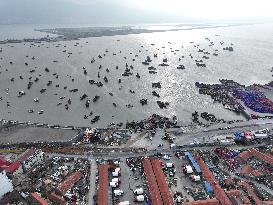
[0,0,273,25]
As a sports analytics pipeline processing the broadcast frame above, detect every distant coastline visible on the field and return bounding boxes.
[0,23,250,45]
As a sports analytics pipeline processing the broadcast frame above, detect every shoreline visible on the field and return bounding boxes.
[0,23,252,45]
[2,79,271,129]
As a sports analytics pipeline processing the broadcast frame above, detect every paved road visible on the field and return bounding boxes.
[172,122,272,147]
[47,142,267,161]
[88,159,97,205]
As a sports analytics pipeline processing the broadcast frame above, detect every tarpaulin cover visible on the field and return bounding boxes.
[185,152,202,173]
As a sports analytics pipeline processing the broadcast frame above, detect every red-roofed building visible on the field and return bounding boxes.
[56,171,82,195]
[143,158,163,205]
[4,161,23,176]
[0,156,9,167]
[18,148,36,161]
[240,165,262,178]
[0,155,23,176]
[29,192,48,205]
[97,164,109,205]
[250,148,273,166]
[238,150,253,161]
[238,181,262,205]
[226,189,241,197]
[18,148,45,171]
[48,192,66,205]
[242,195,251,204]
[150,158,174,205]
[237,148,273,166]
[224,178,234,186]
[183,198,220,205]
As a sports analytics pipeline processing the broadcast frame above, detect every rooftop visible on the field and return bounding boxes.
[183,198,220,205]
[4,161,21,174]
[238,148,273,166]
[0,156,9,167]
[57,170,82,194]
[240,165,262,177]
[30,192,48,205]
[18,148,37,162]
[48,192,66,205]
[97,164,109,205]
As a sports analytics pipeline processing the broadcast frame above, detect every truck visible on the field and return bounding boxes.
[119,201,130,205]
[166,163,174,168]
[112,168,121,177]
[170,143,176,148]
[162,154,171,160]
[184,165,193,174]
[134,195,145,202]
[114,160,120,165]
[112,178,120,184]
[254,133,268,139]
[191,175,201,182]
[112,171,120,177]
[114,189,124,196]
[110,181,118,188]
[133,188,144,195]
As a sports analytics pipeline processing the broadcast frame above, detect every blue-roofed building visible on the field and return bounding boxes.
[184,152,202,174]
[204,181,213,194]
